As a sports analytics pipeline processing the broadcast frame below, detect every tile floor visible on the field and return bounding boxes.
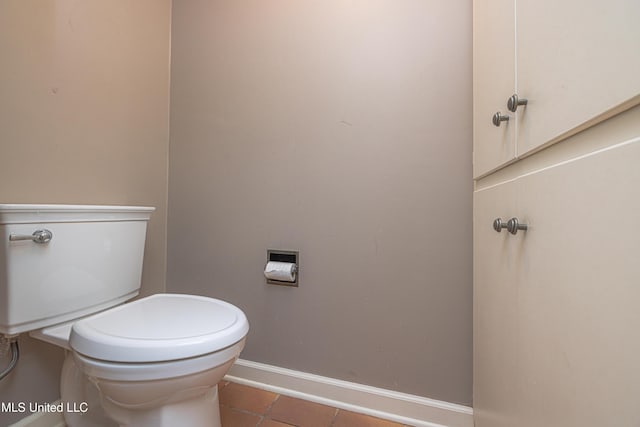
[218,381,413,427]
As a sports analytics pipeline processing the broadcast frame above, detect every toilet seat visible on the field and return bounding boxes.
[69,294,249,363]
[73,339,245,382]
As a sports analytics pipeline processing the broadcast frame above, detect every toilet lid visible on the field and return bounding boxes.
[69,294,249,363]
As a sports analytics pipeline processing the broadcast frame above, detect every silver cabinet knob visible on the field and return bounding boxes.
[507,218,528,235]
[9,229,53,244]
[492,112,509,127]
[493,218,507,233]
[507,94,528,113]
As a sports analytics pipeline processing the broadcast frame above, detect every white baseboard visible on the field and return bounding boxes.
[8,401,65,427]
[225,359,473,427]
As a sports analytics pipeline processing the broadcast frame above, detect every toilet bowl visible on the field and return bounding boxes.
[0,204,249,427]
[36,294,248,427]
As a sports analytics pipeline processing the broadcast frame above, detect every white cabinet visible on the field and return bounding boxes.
[473,0,640,178]
[473,137,640,426]
[474,1,640,422]
[473,179,518,427]
[472,0,515,178]
[516,0,640,158]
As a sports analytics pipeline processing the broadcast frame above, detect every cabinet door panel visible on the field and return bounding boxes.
[473,0,515,178]
[517,1,640,157]
[473,180,519,427]
[517,139,640,426]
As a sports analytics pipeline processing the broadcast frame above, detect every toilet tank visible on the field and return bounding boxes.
[0,204,154,335]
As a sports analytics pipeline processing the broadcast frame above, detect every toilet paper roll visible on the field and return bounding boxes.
[264,261,297,282]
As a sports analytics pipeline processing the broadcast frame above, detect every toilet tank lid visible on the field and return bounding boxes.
[69,294,249,363]
[0,204,155,224]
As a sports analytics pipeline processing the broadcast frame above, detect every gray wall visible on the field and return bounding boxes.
[0,1,171,424]
[168,0,472,405]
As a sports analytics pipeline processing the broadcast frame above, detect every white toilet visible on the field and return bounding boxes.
[0,204,249,427]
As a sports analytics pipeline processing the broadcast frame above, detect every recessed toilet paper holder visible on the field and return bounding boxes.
[266,249,299,287]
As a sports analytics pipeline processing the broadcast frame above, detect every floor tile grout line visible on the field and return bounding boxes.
[328,407,340,427]
[222,404,267,419]
[220,381,284,425]
[258,392,282,426]
[264,392,281,417]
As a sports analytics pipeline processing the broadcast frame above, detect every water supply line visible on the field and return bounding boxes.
[0,336,19,381]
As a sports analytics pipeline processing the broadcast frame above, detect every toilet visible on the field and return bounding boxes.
[0,204,249,427]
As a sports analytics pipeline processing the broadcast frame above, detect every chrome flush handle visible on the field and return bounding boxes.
[9,229,53,244]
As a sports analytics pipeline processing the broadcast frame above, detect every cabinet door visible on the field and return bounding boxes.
[473,179,519,427]
[473,0,515,178]
[517,138,640,426]
[517,0,640,157]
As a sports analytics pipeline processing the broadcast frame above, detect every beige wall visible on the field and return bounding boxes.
[168,0,473,405]
[0,1,171,424]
